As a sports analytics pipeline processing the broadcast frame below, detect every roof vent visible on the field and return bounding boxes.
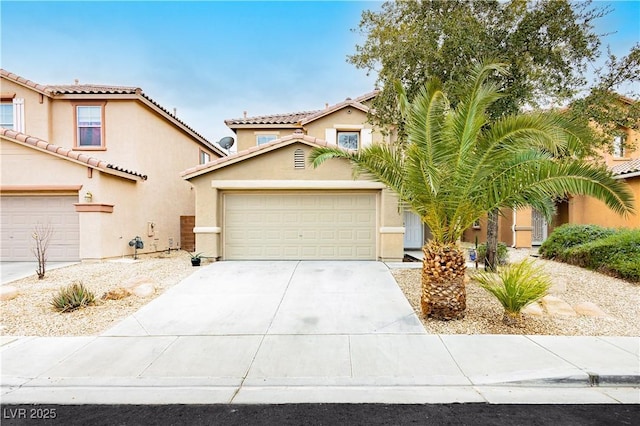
[74,79,79,85]
[325,103,329,109]
[294,149,305,169]
[243,111,247,119]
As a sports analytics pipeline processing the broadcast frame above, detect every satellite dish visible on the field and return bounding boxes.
[218,136,235,150]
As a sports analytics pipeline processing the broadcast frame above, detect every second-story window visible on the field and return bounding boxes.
[200,150,211,164]
[256,134,277,145]
[337,131,359,149]
[613,135,626,158]
[0,103,13,129]
[75,104,105,149]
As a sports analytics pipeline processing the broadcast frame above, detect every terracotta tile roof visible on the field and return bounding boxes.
[1,69,225,157]
[182,131,341,179]
[611,158,640,177]
[46,84,141,95]
[300,98,370,125]
[0,127,147,181]
[225,110,320,126]
[224,90,380,127]
[0,69,50,94]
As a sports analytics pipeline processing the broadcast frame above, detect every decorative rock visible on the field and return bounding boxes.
[522,302,545,316]
[574,302,608,317]
[541,295,577,317]
[132,284,155,298]
[122,276,156,290]
[0,286,19,301]
[101,288,132,300]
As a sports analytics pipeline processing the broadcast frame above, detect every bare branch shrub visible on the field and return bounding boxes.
[31,223,53,279]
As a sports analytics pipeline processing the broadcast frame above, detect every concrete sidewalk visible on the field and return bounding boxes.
[1,261,638,404]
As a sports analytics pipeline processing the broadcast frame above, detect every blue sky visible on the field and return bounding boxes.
[1,1,639,148]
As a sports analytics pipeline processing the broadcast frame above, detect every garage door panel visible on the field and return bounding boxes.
[224,193,376,260]
[1,196,79,261]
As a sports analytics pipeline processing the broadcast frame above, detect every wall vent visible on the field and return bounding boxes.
[294,149,305,169]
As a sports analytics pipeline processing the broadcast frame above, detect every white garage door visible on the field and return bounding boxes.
[1,196,80,261]
[224,192,377,260]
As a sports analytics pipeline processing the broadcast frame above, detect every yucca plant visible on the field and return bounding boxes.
[51,281,96,313]
[475,260,551,325]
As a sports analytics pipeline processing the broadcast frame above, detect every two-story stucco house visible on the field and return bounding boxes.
[182,92,422,262]
[463,122,640,248]
[0,69,225,261]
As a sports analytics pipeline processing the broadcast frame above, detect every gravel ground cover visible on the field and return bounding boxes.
[2,249,638,337]
[392,249,640,336]
[1,251,196,336]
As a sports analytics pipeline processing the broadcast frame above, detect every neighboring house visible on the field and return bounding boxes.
[182,92,414,261]
[0,69,225,261]
[463,124,640,248]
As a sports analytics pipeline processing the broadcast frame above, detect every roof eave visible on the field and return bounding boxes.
[614,171,640,179]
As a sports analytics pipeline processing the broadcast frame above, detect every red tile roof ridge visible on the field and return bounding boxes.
[224,90,379,126]
[0,69,50,94]
[224,110,321,126]
[45,84,140,95]
[301,99,370,125]
[0,127,147,180]
[1,69,223,156]
[181,132,342,178]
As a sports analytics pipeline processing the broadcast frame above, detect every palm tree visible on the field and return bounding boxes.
[310,62,634,321]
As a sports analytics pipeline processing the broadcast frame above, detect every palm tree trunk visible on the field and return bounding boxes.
[485,209,499,272]
[421,242,466,320]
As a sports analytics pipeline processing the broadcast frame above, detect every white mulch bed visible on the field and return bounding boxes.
[1,252,196,336]
[392,249,640,336]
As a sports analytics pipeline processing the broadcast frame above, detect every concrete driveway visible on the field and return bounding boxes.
[2,261,638,404]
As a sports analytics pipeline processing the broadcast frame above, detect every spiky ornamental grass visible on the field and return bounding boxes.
[475,260,551,325]
[51,281,96,313]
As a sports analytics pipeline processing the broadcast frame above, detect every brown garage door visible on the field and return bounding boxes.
[1,196,80,261]
[224,192,377,260]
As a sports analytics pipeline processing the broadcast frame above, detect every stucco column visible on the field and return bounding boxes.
[378,189,404,262]
[193,186,220,259]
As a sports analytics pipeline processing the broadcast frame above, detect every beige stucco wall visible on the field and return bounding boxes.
[304,108,384,143]
[232,106,387,152]
[566,178,639,229]
[235,127,300,152]
[187,141,404,261]
[1,78,52,140]
[1,78,222,260]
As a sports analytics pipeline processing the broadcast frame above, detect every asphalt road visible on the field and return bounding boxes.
[1,404,639,425]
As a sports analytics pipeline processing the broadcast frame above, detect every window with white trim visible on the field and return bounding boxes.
[200,150,211,164]
[613,135,626,158]
[76,105,104,148]
[0,103,13,129]
[256,134,277,145]
[337,131,359,149]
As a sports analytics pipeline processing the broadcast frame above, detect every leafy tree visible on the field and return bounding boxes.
[310,63,633,320]
[349,0,638,269]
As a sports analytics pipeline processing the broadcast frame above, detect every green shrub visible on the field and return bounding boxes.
[564,229,640,282]
[51,282,96,313]
[474,260,552,325]
[476,242,509,265]
[539,224,615,260]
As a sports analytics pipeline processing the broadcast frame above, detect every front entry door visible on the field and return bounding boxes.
[531,209,548,246]
[403,211,424,249]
